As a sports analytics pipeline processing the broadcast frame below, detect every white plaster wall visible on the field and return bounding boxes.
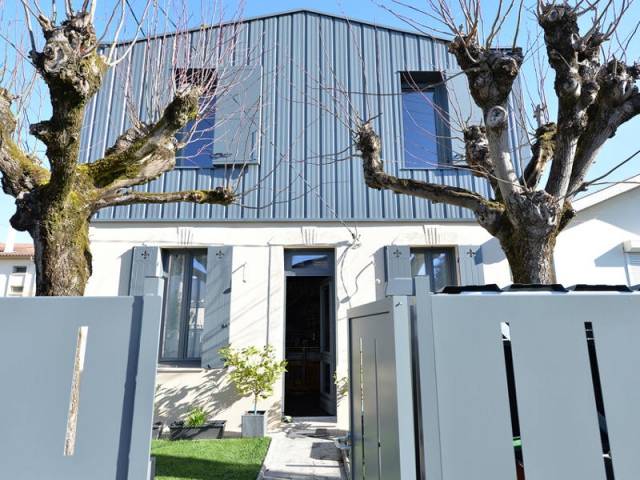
[0,259,35,297]
[87,221,510,433]
[556,187,640,286]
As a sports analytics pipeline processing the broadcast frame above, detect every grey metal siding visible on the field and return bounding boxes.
[83,10,527,222]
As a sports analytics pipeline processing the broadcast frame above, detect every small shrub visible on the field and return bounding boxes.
[219,345,288,414]
[185,407,208,427]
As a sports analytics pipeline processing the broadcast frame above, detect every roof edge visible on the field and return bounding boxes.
[102,8,448,49]
[573,173,640,211]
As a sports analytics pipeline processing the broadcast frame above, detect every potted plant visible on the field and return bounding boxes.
[219,345,287,438]
[168,407,226,440]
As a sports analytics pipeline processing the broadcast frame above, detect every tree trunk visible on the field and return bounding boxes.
[26,202,92,296]
[498,227,557,284]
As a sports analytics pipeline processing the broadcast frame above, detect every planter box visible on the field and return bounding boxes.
[241,411,267,437]
[168,420,226,440]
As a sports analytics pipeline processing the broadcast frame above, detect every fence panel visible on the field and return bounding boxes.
[0,296,162,480]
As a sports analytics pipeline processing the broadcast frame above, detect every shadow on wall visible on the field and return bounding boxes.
[154,370,284,433]
[154,369,239,427]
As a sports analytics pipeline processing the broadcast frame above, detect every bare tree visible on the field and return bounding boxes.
[0,0,251,295]
[355,0,640,283]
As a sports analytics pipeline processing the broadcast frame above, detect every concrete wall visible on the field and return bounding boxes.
[555,187,640,286]
[0,259,35,297]
[86,221,510,433]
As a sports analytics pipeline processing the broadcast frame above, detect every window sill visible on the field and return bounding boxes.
[157,365,204,373]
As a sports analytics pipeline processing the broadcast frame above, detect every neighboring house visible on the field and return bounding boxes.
[555,175,640,286]
[79,9,534,433]
[0,229,35,297]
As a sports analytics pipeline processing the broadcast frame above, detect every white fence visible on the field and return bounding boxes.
[348,278,640,480]
[0,296,162,480]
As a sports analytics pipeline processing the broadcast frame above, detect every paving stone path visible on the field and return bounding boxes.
[259,423,346,480]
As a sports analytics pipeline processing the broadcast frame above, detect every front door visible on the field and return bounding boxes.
[284,250,336,417]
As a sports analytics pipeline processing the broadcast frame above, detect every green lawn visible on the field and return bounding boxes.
[151,438,271,480]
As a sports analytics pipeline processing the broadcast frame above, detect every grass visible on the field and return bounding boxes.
[151,438,271,480]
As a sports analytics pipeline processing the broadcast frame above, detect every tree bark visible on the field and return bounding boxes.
[497,224,557,284]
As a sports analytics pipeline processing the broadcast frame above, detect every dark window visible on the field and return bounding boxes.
[410,248,457,292]
[12,266,27,274]
[175,69,217,168]
[160,250,207,362]
[401,71,450,168]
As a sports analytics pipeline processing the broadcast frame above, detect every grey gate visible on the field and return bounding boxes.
[0,296,162,480]
[348,297,417,480]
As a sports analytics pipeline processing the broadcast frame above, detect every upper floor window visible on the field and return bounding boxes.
[175,66,263,168]
[175,69,217,168]
[410,247,457,292]
[12,266,27,274]
[401,71,450,168]
[160,250,207,363]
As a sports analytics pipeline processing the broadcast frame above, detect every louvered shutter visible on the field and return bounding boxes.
[129,246,163,296]
[201,246,233,369]
[384,245,414,295]
[212,65,262,164]
[457,245,485,285]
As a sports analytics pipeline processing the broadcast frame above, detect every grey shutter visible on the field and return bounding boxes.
[129,246,163,296]
[212,65,262,164]
[385,246,414,295]
[201,246,233,369]
[444,70,484,164]
[457,245,485,285]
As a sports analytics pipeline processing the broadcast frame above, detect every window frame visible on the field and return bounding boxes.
[410,247,458,292]
[399,71,452,169]
[159,248,208,366]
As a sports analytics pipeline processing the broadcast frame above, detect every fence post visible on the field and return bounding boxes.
[392,296,418,479]
[414,277,443,480]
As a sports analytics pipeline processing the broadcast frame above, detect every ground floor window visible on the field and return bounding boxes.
[160,250,207,363]
[410,247,457,292]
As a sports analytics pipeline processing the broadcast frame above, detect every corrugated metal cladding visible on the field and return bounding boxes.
[83,9,528,223]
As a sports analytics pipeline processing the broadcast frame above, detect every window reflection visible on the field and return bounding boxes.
[161,250,207,361]
[410,248,456,292]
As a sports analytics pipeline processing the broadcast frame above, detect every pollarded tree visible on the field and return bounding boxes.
[0,0,250,295]
[355,0,640,283]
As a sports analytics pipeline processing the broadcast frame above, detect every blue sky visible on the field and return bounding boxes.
[2,0,640,244]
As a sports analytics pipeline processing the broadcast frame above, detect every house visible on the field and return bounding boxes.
[555,175,640,286]
[79,9,558,433]
[0,229,35,297]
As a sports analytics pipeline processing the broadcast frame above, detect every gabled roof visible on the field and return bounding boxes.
[574,173,640,211]
[0,243,34,258]
[108,8,446,48]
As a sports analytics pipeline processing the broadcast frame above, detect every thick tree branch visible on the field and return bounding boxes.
[448,36,523,200]
[95,187,236,209]
[84,85,202,194]
[356,121,504,233]
[0,89,50,197]
[567,61,640,195]
[539,5,602,197]
[522,122,556,189]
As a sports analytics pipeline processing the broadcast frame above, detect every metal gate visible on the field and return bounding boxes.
[348,298,417,480]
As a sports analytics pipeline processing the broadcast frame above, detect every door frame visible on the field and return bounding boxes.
[283,249,337,417]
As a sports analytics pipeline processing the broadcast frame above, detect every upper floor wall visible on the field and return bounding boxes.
[82,9,528,223]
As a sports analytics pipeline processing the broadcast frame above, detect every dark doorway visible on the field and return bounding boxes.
[284,250,336,417]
